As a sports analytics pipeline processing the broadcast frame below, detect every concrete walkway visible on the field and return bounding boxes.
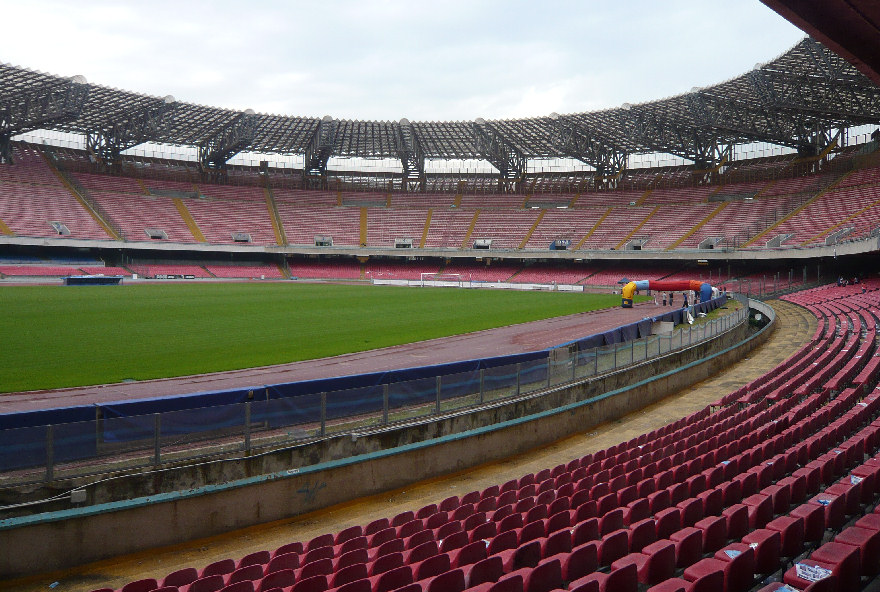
[1,300,816,592]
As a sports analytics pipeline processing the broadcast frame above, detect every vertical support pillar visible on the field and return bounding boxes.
[631,341,635,363]
[383,384,390,424]
[435,376,442,413]
[571,348,577,381]
[244,402,251,454]
[320,392,327,436]
[614,343,618,368]
[479,369,485,404]
[154,413,161,466]
[547,357,552,388]
[45,425,54,483]
[516,363,522,396]
[594,348,598,375]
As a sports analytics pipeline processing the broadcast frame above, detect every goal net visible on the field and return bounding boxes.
[419,272,464,287]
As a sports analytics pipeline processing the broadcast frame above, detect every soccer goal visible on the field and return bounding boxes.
[419,272,464,287]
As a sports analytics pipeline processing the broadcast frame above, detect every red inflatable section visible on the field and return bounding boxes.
[647,280,706,292]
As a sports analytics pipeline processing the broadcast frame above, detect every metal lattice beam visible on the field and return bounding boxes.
[198,109,259,181]
[0,76,88,163]
[2,36,880,169]
[549,113,628,179]
[303,115,337,180]
[396,118,425,190]
[85,95,176,172]
[472,118,525,191]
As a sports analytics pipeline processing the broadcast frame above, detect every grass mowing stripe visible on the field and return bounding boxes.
[0,283,625,392]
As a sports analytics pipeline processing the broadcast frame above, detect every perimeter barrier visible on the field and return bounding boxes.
[0,296,742,484]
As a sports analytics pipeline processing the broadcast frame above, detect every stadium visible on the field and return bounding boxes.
[3,1,880,591]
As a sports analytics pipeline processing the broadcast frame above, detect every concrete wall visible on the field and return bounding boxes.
[0,308,775,577]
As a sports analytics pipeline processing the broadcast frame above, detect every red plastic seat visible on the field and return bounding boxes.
[645,577,688,591]
[218,582,253,592]
[334,549,367,571]
[597,529,628,566]
[289,575,327,592]
[420,568,464,592]
[497,539,541,573]
[766,515,805,558]
[226,565,263,585]
[331,564,368,589]
[121,579,158,592]
[302,546,334,567]
[808,493,846,530]
[810,540,861,591]
[627,518,657,553]
[683,558,725,588]
[439,530,469,553]
[721,504,749,540]
[182,575,224,592]
[761,483,792,515]
[449,540,487,568]
[404,541,438,565]
[599,509,624,536]
[648,489,672,515]
[486,530,518,557]
[791,503,827,542]
[306,534,334,553]
[778,475,807,505]
[470,522,497,543]
[571,518,599,547]
[163,568,199,589]
[539,529,571,559]
[676,498,704,528]
[610,540,675,586]
[742,494,773,529]
[569,563,637,592]
[413,553,450,581]
[695,515,727,553]
[508,558,562,592]
[272,542,303,558]
[670,527,702,569]
[826,481,861,517]
[623,499,650,525]
[696,488,723,518]
[201,560,236,579]
[835,526,880,575]
[367,553,402,577]
[713,543,756,592]
[336,525,363,546]
[558,541,598,583]
[783,559,841,592]
[461,556,503,589]
[257,570,295,592]
[741,529,781,575]
[654,507,681,540]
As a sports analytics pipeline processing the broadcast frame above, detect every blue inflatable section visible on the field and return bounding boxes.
[0,295,726,471]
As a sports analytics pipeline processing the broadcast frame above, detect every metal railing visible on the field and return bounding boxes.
[0,301,748,487]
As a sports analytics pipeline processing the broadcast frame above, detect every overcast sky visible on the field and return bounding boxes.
[1,0,805,122]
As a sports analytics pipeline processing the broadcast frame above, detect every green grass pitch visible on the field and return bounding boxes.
[0,283,629,392]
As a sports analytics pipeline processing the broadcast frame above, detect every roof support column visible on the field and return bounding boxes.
[473,118,525,192]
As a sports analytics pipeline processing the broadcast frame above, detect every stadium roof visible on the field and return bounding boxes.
[2,36,880,175]
[761,0,880,87]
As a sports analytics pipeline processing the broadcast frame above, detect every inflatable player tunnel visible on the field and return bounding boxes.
[621,280,712,308]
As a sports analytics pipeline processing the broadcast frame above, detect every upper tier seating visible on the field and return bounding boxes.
[4,142,880,254]
[0,147,111,240]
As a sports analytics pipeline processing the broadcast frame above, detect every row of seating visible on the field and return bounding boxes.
[5,144,880,250]
[88,282,880,592]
